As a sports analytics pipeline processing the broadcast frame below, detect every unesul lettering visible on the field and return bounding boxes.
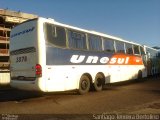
[70,55,129,64]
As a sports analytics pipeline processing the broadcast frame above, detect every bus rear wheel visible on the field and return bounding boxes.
[93,74,104,92]
[78,75,90,95]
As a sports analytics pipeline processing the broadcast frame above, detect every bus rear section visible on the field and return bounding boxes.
[10,19,45,91]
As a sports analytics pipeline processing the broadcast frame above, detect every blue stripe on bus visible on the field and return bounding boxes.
[46,46,113,65]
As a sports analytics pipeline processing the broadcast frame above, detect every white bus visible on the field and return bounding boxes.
[10,17,147,94]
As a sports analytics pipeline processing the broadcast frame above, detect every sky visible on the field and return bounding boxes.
[0,0,160,47]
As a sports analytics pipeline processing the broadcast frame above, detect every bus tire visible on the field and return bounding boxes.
[138,70,142,79]
[93,74,104,92]
[78,75,90,95]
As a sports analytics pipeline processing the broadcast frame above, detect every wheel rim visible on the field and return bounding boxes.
[81,80,88,90]
[96,78,102,87]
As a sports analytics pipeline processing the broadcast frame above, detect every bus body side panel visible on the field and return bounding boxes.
[44,46,147,92]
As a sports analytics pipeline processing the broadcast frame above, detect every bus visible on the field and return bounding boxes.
[143,45,160,76]
[10,17,148,94]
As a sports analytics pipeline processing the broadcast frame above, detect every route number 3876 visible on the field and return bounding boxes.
[16,56,27,62]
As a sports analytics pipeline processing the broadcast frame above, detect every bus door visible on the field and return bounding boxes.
[146,52,152,76]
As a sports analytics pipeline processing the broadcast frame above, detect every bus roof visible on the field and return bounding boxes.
[20,17,144,47]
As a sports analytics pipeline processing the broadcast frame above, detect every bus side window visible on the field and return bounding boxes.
[115,41,125,53]
[125,43,133,54]
[88,34,102,51]
[45,23,66,47]
[103,38,115,53]
[68,30,87,50]
[133,45,140,55]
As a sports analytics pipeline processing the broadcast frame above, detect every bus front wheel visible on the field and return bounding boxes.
[78,75,90,95]
[138,70,142,79]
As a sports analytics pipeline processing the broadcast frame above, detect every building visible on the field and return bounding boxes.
[0,9,38,85]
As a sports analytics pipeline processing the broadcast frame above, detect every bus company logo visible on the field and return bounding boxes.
[70,55,130,64]
[11,27,35,38]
